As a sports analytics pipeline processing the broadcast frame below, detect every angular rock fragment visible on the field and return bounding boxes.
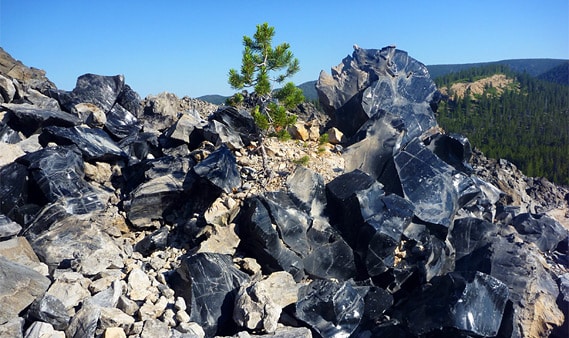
[343,112,405,182]
[174,252,249,337]
[425,132,473,173]
[394,271,509,337]
[20,145,105,214]
[61,74,125,113]
[286,165,327,218]
[0,257,50,325]
[325,169,383,246]
[0,121,21,143]
[393,138,458,228]
[316,46,438,139]
[24,321,65,338]
[0,161,29,222]
[296,279,364,338]
[183,145,241,213]
[125,173,185,228]
[163,110,206,144]
[233,271,299,333]
[1,103,80,136]
[235,196,305,281]
[104,103,141,139]
[451,218,565,337]
[65,304,100,338]
[512,212,568,252]
[0,214,21,239]
[27,294,70,331]
[208,106,259,146]
[41,125,127,162]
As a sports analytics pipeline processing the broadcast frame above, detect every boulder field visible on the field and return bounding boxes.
[0,45,567,337]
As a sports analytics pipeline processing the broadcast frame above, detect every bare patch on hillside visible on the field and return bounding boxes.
[439,74,518,99]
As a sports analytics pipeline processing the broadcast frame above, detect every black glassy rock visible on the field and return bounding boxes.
[325,169,382,246]
[343,112,405,182]
[207,106,260,147]
[296,279,365,338]
[19,146,104,214]
[451,217,564,337]
[61,74,125,113]
[393,138,458,229]
[57,74,141,139]
[0,162,29,221]
[186,145,241,194]
[235,196,305,281]
[425,132,473,173]
[512,212,568,252]
[175,252,249,337]
[316,46,438,139]
[394,271,509,337]
[2,103,80,137]
[124,156,193,228]
[285,165,327,218]
[41,125,127,162]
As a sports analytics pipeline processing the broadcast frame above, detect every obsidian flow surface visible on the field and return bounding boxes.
[0,46,566,337]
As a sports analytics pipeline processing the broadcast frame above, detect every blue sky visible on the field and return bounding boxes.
[1,1,567,98]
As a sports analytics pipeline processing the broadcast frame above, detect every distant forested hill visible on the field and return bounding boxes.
[435,64,569,185]
[426,58,567,79]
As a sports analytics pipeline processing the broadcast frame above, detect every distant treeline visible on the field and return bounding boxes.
[435,65,569,185]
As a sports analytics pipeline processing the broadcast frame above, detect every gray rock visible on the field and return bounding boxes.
[0,74,16,103]
[87,279,123,308]
[140,319,170,338]
[23,88,61,110]
[117,295,139,316]
[0,317,24,338]
[164,110,206,144]
[233,271,299,333]
[29,213,123,273]
[27,294,70,331]
[0,256,50,325]
[141,92,182,131]
[127,267,152,301]
[0,215,22,239]
[98,307,135,331]
[24,321,65,338]
[65,304,100,338]
[46,272,91,311]
[285,165,326,218]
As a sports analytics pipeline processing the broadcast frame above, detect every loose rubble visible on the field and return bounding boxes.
[0,46,567,338]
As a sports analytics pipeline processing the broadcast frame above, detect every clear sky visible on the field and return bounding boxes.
[1,1,567,98]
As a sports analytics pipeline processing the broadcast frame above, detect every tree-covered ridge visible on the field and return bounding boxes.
[435,65,569,185]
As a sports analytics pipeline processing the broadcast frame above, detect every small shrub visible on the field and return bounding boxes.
[319,133,329,145]
[293,155,310,166]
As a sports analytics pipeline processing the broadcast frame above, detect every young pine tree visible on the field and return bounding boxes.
[228,22,304,135]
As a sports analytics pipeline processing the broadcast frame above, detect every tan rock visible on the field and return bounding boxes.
[327,127,345,144]
[287,122,309,141]
[104,327,127,338]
